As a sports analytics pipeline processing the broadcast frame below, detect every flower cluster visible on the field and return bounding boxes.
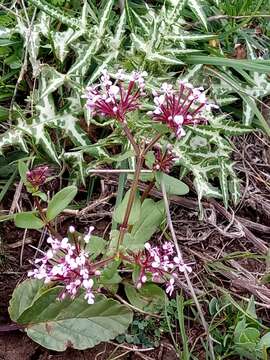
[28,226,192,303]
[28,226,99,304]
[150,81,218,138]
[153,146,177,173]
[131,242,192,296]
[83,69,147,122]
[26,165,50,188]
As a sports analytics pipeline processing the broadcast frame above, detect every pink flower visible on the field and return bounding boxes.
[130,242,193,296]
[153,147,177,173]
[83,69,147,122]
[26,165,50,187]
[150,81,218,138]
[28,226,98,304]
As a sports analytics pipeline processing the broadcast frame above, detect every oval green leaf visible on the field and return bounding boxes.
[155,172,189,195]
[46,185,77,221]
[15,212,44,229]
[12,285,133,351]
[124,283,167,313]
[9,279,44,321]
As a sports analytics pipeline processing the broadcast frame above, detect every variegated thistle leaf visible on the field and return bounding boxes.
[68,0,115,78]
[175,118,251,212]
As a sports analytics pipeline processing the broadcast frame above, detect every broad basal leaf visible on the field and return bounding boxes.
[10,284,133,351]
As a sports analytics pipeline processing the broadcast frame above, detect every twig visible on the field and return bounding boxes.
[108,342,154,352]
[109,351,130,360]
[19,229,28,267]
[79,193,116,217]
[87,169,152,174]
[114,294,163,319]
[118,0,125,14]
[209,199,268,254]
[161,176,215,360]
[9,180,23,215]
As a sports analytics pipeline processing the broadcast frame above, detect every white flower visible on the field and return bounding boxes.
[174,115,184,125]
[85,291,95,304]
[141,275,147,283]
[60,237,69,249]
[83,279,94,289]
[109,85,120,96]
[69,226,75,233]
[144,242,151,251]
[84,226,94,243]
[165,278,175,296]
[174,257,192,273]
[161,82,173,94]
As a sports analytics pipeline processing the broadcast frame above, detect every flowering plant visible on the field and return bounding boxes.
[9,69,217,351]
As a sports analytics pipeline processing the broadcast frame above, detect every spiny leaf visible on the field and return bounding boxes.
[28,0,81,30]
[147,52,185,65]
[188,0,208,30]
[166,34,217,42]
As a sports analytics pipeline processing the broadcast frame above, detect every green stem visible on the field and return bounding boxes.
[121,123,140,156]
[141,180,155,203]
[116,155,144,253]
[143,133,162,155]
[34,197,62,239]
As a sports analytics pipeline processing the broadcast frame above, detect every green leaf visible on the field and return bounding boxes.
[258,332,270,351]
[18,160,28,186]
[28,0,81,30]
[218,158,229,209]
[125,0,135,33]
[147,52,185,65]
[46,185,77,221]
[124,283,167,313]
[130,199,165,248]
[85,236,106,260]
[239,328,260,344]
[15,212,44,230]
[100,260,122,285]
[155,172,189,195]
[113,189,141,225]
[166,34,216,42]
[186,55,270,74]
[11,285,133,351]
[9,279,44,321]
[32,190,47,202]
[188,0,208,30]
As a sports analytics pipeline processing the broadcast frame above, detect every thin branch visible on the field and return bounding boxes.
[114,294,163,319]
[87,169,152,174]
[143,134,162,155]
[161,176,215,360]
[121,123,140,156]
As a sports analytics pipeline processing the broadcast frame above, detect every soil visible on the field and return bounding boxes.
[0,332,178,360]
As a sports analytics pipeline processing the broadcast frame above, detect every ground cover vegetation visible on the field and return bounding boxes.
[0,0,270,359]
